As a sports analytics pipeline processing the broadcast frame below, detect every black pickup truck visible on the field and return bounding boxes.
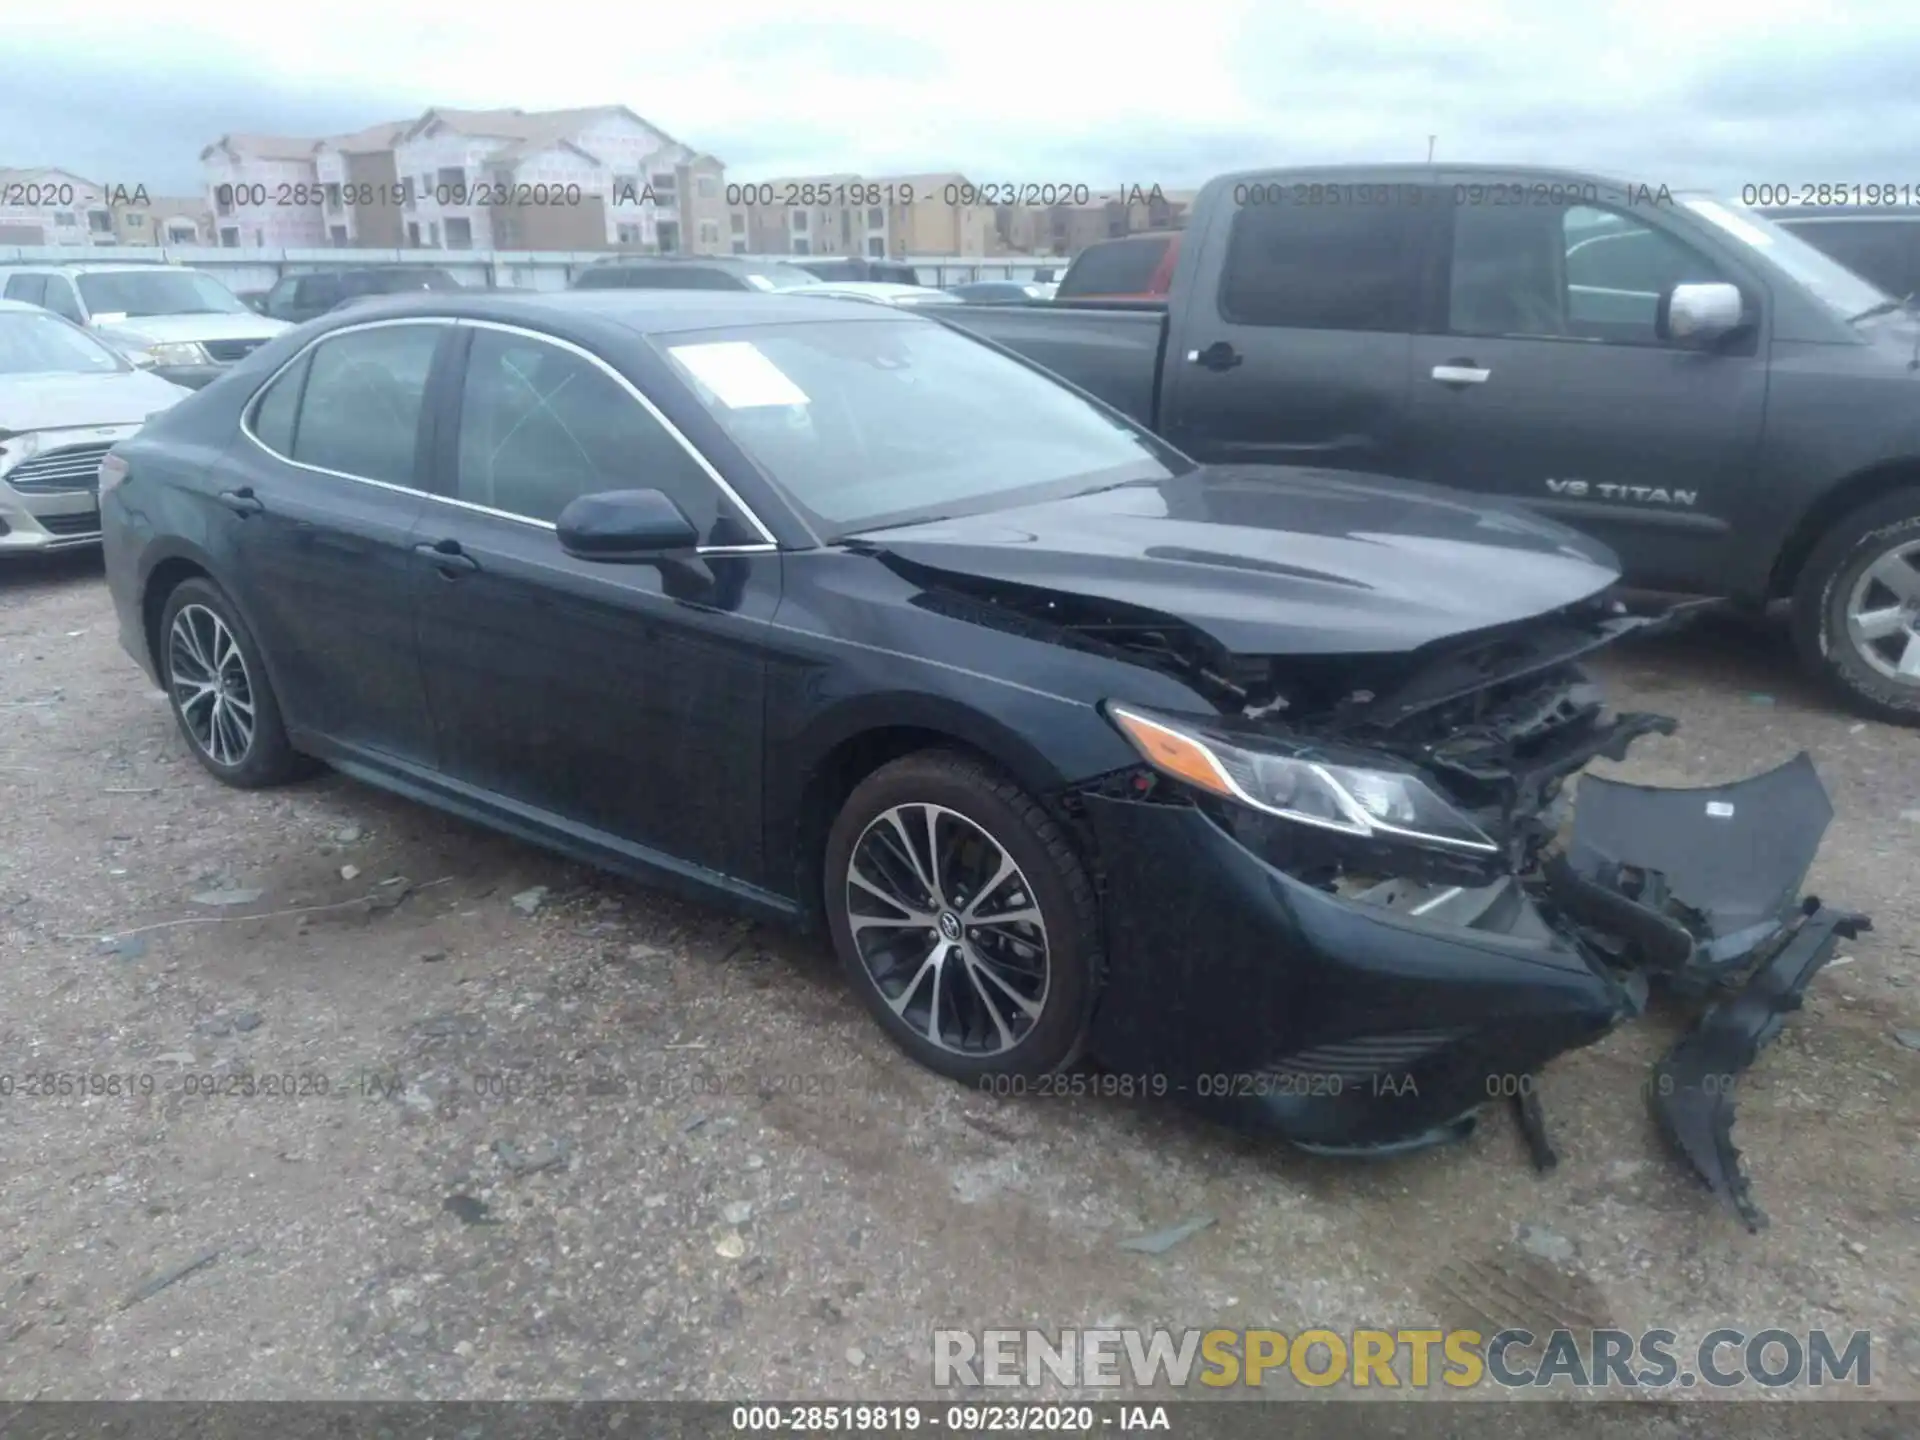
[944,164,1920,724]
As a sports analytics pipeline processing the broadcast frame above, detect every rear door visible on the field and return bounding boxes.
[221,319,448,762]
[1159,181,1429,471]
[1402,183,1769,589]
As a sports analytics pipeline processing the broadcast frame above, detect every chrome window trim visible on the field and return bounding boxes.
[237,314,782,555]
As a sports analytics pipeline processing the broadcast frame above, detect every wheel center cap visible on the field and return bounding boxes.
[937,911,962,941]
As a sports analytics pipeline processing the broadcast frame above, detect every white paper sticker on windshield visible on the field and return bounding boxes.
[669,341,810,409]
[742,275,776,292]
[1705,800,1735,818]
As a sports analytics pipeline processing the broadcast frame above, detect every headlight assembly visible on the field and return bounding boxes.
[1107,703,1498,855]
[141,342,211,367]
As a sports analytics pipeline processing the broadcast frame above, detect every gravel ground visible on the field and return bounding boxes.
[3,550,1917,1405]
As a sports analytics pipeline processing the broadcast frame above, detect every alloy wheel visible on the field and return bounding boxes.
[844,803,1050,1056]
[168,603,256,766]
[1844,537,1920,685]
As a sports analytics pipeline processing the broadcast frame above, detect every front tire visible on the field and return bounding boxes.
[823,750,1101,1083]
[1791,490,1920,726]
[159,577,310,787]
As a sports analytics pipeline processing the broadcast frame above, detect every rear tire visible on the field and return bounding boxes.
[1791,489,1920,727]
[823,749,1100,1083]
[158,577,312,787]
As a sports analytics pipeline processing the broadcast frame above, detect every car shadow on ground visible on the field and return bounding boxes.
[0,547,106,596]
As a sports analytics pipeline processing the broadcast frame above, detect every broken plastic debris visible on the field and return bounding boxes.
[1117,1214,1216,1254]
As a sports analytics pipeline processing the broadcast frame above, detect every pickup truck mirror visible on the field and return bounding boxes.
[1658,282,1746,346]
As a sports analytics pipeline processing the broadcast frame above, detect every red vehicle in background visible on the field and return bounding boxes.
[1055,231,1181,299]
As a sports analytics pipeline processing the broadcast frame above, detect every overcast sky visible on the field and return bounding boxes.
[5,0,1920,196]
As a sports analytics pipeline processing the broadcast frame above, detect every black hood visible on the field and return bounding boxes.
[856,465,1623,655]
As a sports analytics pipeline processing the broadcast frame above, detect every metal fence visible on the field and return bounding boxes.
[0,245,1068,292]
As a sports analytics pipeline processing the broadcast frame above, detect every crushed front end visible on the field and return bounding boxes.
[1062,595,1868,1229]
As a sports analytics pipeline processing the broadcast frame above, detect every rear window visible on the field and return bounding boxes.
[1057,236,1174,297]
[572,267,740,291]
[799,260,861,281]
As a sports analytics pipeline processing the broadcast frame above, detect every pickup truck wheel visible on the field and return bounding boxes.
[823,749,1101,1083]
[1791,490,1920,726]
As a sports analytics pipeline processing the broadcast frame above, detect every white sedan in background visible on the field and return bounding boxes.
[793,282,965,308]
[0,300,194,555]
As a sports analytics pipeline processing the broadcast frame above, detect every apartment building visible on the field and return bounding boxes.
[110,195,210,246]
[994,187,1198,255]
[202,107,728,254]
[0,168,116,246]
[726,172,994,259]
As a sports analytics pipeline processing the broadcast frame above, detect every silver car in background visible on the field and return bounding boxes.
[0,260,288,390]
[0,299,193,554]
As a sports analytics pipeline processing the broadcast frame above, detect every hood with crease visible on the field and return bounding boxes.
[0,369,195,436]
[855,464,1624,655]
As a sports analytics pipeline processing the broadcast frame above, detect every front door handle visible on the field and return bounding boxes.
[413,538,479,577]
[1431,361,1491,386]
[217,486,264,516]
[1186,341,1243,372]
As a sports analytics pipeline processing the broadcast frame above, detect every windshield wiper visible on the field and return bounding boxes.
[1847,292,1915,324]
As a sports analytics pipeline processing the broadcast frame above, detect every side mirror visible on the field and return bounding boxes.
[1658,282,1746,345]
[556,489,699,562]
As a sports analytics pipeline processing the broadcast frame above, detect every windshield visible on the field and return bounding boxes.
[746,265,824,291]
[1682,197,1891,319]
[0,309,128,375]
[661,319,1184,535]
[76,269,251,318]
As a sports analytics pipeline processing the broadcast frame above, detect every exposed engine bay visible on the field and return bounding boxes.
[903,562,1870,1230]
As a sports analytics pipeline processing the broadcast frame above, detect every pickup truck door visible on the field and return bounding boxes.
[1160,185,1426,473]
[1402,188,1768,592]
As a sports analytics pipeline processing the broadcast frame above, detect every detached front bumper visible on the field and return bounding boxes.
[1079,751,1867,1227]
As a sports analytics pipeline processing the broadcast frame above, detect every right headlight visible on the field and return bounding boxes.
[1106,703,1499,856]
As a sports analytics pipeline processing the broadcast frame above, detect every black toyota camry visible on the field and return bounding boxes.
[99,290,1868,1227]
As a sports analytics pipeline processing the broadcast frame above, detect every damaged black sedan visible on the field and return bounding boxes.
[99,291,1868,1227]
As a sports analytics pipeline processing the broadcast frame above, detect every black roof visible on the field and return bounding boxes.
[317,288,915,336]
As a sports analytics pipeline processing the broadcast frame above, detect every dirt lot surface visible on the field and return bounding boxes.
[3,550,1917,1408]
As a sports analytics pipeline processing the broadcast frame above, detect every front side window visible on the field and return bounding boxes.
[662,319,1184,536]
[1219,203,1416,330]
[0,309,128,375]
[75,269,249,318]
[285,324,441,484]
[1451,203,1728,344]
[455,329,737,538]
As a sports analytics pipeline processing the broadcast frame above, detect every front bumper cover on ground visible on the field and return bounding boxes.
[1562,754,1870,1230]
[1079,750,1869,1229]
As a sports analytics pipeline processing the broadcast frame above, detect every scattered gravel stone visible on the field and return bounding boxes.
[191,887,262,907]
[415,949,448,964]
[339,864,360,881]
[333,825,364,843]
[1517,1222,1577,1264]
[232,1010,263,1033]
[512,886,549,916]
[1118,1215,1216,1255]
[721,1201,753,1226]
[1892,1029,1920,1051]
[713,1228,746,1259]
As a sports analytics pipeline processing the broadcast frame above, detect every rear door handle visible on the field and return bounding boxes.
[1431,362,1491,386]
[413,538,479,576]
[217,486,264,516]
[1186,341,1243,372]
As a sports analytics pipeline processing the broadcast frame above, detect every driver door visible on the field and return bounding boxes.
[409,323,781,886]
[1403,190,1769,590]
